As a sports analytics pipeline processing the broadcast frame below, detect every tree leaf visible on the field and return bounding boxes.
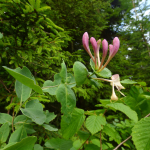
[66,73,76,88]
[34,144,43,150]
[15,80,32,102]
[56,84,76,114]
[45,138,73,150]
[42,124,58,131]
[0,113,12,125]
[9,126,27,143]
[85,115,106,135]
[21,108,46,125]
[61,108,85,139]
[3,66,43,94]
[2,136,37,150]
[132,117,150,150]
[103,124,121,144]
[42,73,61,95]
[73,61,88,86]
[121,79,137,84]
[106,103,138,122]
[45,110,57,124]
[0,122,10,143]
[25,99,43,111]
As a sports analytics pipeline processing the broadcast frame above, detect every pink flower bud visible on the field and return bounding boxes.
[90,37,98,55]
[82,32,90,53]
[102,39,108,58]
[112,37,120,56]
[109,44,114,57]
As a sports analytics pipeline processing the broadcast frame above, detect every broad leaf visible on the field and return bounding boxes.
[3,66,43,94]
[21,108,46,125]
[56,84,76,114]
[2,136,37,150]
[132,117,150,150]
[0,113,12,125]
[85,144,100,150]
[73,61,88,86]
[0,122,10,143]
[42,73,61,95]
[106,103,138,122]
[9,126,27,143]
[25,99,43,111]
[121,79,137,84]
[103,124,121,144]
[45,110,57,124]
[15,80,32,102]
[85,115,106,135]
[45,138,73,150]
[61,108,85,139]
[66,73,76,88]
[42,124,58,131]
[34,144,43,150]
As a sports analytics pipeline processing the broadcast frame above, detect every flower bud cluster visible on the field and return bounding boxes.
[82,32,120,71]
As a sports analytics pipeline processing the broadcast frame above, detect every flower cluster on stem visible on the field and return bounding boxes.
[82,32,120,71]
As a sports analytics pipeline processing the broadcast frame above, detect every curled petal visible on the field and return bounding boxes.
[111,74,125,90]
[90,37,98,55]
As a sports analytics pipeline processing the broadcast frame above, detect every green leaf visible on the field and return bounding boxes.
[35,0,41,9]
[21,108,46,125]
[106,103,138,122]
[3,66,43,94]
[28,0,35,7]
[60,61,67,83]
[25,99,43,111]
[0,122,10,143]
[73,61,88,86]
[66,73,76,88]
[56,84,76,114]
[0,32,3,39]
[121,79,137,84]
[15,80,32,102]
[2,136,37,150]
[34,144,43,150]
[132,117,150,150]
[9,126,27,143]
[42,73,61,95]
[85,144,100,150]
[103,124,121,144]
[61,108,85,139]
[90,59,112,78]
[45,138,73,150]
[45,110,57,124]
[85,115,106,135]
[42,124,58,131]
[0,113,12,125]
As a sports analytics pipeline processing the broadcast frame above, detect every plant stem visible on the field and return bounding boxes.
[78,135,91,150]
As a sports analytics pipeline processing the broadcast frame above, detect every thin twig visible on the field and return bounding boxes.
[78,135,91,150]
[100,130,102,150]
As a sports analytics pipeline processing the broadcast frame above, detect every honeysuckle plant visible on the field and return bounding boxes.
[1,31,150,150]
[82,32,124,100]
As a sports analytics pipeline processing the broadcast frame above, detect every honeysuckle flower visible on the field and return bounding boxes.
[82,32,95,62]
[110,74,125,98]
[97,39,101,67]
